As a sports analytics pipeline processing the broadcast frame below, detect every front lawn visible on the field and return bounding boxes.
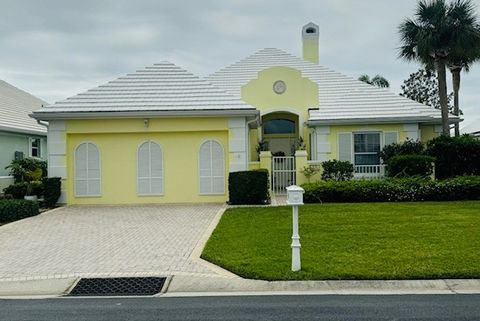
[201,201,480,280]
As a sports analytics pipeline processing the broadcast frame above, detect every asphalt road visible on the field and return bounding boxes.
[0,294,479,321]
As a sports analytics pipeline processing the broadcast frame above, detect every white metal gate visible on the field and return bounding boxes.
[272,156,296,195]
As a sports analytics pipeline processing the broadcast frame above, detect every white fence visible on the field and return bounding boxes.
[272,156,296,195]
[354,165,386,179]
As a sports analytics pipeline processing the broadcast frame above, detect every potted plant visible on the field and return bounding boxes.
[23,168,43,202]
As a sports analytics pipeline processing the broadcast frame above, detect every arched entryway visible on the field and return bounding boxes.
[261,112,299,156]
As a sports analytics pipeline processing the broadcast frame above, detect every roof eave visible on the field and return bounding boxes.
[306,116,461,126]
[31,109,260,121]
[0,125,47,136]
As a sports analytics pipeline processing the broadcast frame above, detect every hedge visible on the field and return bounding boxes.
[321,160,354,181]
[426,135,480,179]
[229,170,270,204]
[43,177,62,207]
[3,181,44,199]
[387,154,435,177]
[0,199,40,223]
[302,176,480,203]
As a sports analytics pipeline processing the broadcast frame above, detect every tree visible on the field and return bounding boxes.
[400,68,454,112]
[446,0,480,136]
[398,0,480,136]
[358,74,390,88]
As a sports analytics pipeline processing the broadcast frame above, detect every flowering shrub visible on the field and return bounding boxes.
[302,176,480,203]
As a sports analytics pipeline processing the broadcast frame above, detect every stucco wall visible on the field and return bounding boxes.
[61,118,234,204]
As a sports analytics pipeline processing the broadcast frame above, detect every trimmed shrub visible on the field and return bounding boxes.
[321,160,354,181]
[229,170,270,205]
[42,177,62,207]
[302,176,480,203]
[387,154,435,177]
[379,139,425,164]
[426,135,480,179]
[3,181,44,199]
[0,199,40,223]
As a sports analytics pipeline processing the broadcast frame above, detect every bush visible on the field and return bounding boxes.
[5,158,47,183]
[43,177,62,207]
[229,170,270,205]
[387,154,435,177]
[3,181,44,199]
[0,199,40,223]
[379,139,425,164]
[321,160,354,181]
[302,176,480,203]
[426,135,480,179]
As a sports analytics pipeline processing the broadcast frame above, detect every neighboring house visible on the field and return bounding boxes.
[0,80,48,191]
[31,23,458,204]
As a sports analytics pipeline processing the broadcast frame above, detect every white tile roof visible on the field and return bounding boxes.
[35,62,254,116]
[207,48,452,124]
[0,80,47,135]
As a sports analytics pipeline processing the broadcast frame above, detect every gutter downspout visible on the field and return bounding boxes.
[37,120,49,129]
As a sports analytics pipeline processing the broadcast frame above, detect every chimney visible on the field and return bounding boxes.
[302,22,319,64]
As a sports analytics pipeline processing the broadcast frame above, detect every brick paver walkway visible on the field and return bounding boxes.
[0,204,224,281]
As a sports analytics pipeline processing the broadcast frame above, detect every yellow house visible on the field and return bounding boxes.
[32,22,459,204]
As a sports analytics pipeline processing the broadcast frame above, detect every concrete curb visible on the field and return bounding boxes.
[0,278,76,298]
[165,275,480,296]
[1,276,479,298]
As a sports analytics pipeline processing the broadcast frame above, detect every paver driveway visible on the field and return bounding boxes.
[0,204,225,281]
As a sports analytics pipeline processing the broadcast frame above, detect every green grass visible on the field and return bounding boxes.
[201,201,480,280]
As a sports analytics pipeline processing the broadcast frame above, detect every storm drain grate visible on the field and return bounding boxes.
[68,277,166,296]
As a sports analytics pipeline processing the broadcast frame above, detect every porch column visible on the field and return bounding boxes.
[259,151,272,190]
[295,150,308,185]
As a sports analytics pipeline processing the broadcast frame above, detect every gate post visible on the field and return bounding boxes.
[259,151,272,191]
[295,150,308,186]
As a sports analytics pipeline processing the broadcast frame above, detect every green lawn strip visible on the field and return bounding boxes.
[201,201,480,280]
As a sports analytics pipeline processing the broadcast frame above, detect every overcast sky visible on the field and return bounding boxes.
[1,0,479,129]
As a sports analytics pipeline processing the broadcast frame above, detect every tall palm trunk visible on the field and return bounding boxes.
[436,58,450,136]
[451,68,461,137]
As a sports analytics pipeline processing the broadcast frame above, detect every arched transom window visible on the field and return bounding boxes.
[199,140,225,195]
[75,142,101,197]
[137,140,164,195]
[263,119,296,135]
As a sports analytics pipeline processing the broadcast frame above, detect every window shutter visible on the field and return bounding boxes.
[338,133,352,162]
[384,132,398,146]
[75,142,100,196]
[137,141,163,195]
[199,140,224,194]
[150,142,163,195]
[211,141,224,194]
[75,143,87,180]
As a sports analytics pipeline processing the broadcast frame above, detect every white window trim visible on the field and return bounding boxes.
[137,140,164,196]
[353,131,382,166]
[74,142,102,198]
[198,139,225,195]
[28,137,41,158]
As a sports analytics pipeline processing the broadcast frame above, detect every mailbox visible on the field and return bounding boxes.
[286,185,304,205]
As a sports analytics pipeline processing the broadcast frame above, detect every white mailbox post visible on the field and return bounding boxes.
[286,185,304,272]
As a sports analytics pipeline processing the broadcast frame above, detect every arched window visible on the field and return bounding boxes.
[137,141,163,195]
[199,140,225,195]
[75,142,101,196]
[263,119,296,134]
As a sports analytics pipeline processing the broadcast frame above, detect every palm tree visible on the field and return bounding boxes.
[358,74,390,88]
[446,0,480,136]
[398,1,450,135]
